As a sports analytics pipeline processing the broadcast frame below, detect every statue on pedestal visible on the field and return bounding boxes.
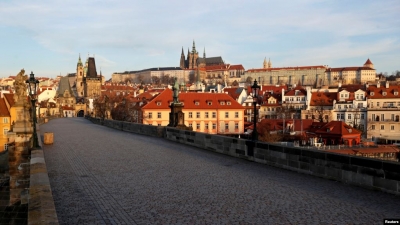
[13,69,28,107]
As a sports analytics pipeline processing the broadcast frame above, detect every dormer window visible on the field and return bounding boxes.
[382,91,387,96]
[370,92,374,96]
[395,91,399,96]
[194,101,200,106]
[220,102,225,105]
[207,101,212,106]
[156,102,161,106]
[227,101,231,105]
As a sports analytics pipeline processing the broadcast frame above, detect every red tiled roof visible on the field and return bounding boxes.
[328,67,375,72]
[364,58,373,65]
[3,93,14,107]
[315,121,361,136]
[0,98,10,117]
[310,92,336,106]
[247,65,326,73]
[339,85,365,93]
[285,86,307,96]
[367,84,400,99]
[223,87,244,100]
[142,89,245,110]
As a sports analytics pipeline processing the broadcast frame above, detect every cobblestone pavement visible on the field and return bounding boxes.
[41,118,400,225]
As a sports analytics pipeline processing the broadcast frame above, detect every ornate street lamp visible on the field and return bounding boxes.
[26,71,40,148]
[251,79,260,141]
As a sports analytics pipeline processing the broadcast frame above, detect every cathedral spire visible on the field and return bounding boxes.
[203,47,206,58]
[268,58,272,68]
[263,57,267,68]
[180,47,186,69]
[192,40,196,53]
[77,54,83,67]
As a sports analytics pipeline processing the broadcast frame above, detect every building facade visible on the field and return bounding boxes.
[141,89,245,135]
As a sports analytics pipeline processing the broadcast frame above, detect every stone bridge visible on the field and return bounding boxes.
[38,118,399,224]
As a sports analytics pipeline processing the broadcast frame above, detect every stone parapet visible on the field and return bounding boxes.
[28,127,59,225]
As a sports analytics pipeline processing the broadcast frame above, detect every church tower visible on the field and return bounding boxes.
[363,58,374,69]
[188,40,199,69]
[268,58,272,68]
[180,47,185,69]
[263,57,268,68]
[76,54,84,97]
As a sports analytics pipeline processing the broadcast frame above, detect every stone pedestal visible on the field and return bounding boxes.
[168,103,192,130]
[8,141,30,205]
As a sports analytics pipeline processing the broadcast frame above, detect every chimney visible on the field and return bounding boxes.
[386,81,389,88]
[338,80,342,88]
[365,82,369,89]
[377,82,380,88]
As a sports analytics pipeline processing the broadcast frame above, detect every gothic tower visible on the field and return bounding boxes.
[180,47,185,69]
[268,58,272,68]
[188,40,199,69]
[76,54,84,97]
[263,57,268,68]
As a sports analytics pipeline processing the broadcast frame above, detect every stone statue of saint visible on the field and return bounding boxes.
[13,69,28,105]
[172,77,180,103]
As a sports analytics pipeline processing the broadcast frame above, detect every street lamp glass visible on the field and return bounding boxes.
[251,79,260,102]
[26,71,39,98]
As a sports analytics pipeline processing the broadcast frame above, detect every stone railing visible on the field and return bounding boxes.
[28,125,59,224]
[87,118,400,195]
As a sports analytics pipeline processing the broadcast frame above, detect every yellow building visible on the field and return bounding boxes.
[142,89,245,135]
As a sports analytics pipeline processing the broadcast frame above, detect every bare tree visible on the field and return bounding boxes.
[152,76,161,86]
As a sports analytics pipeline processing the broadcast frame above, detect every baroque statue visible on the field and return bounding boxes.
[13,69,28,106]
[172,77,180,103]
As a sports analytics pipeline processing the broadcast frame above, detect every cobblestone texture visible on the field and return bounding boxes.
[41,118,400,225]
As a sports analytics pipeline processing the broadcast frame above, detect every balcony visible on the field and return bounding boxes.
[368,119,400,122]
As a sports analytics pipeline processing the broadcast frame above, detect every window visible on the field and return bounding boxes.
[189,123,193,127]
[358,103,363,108]
[212,123,216,129]
[225,112,229,118]
[157,102,161,106]
[348,114,351,120]
[372,114,375,121]
[225,123,229,130]
[391,114,395,121]
[205,112,209,118]
[3,128,8,135]
[195,102,199,106]
[361,114,364,119]
[3,118,8,124]
[189,112,193,118]
[157,112,161,118]
[196,124,200,130]
[205,123,209,130]
[212,112,216,118]
[338,105,341,109]
[158,124,161,126]
[391,125,395,130]
[207,101,212,106]
[235,112,239,118]
[371,125,375,130]
[148,112,152,119]
[377,102,380,107]
[227,101,231,105]
[235,123,239,129]
[4,144,8,151]
[382,91,387,96]
[381,125,385,130]
[340,114,344,119]
[337,114,340,120]
[196,112,200,118]
[220,102,225,105]
[381,114,385,121]
[370,92,374,96]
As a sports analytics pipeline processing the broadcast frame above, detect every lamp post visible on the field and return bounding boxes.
[251,79,260,141]
[26,71,40,148]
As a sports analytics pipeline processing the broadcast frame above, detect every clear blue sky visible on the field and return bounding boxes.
[0,0,399,80]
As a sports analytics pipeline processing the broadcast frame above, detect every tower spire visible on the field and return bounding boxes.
[203,47,206,58]
[192,40,196,53]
